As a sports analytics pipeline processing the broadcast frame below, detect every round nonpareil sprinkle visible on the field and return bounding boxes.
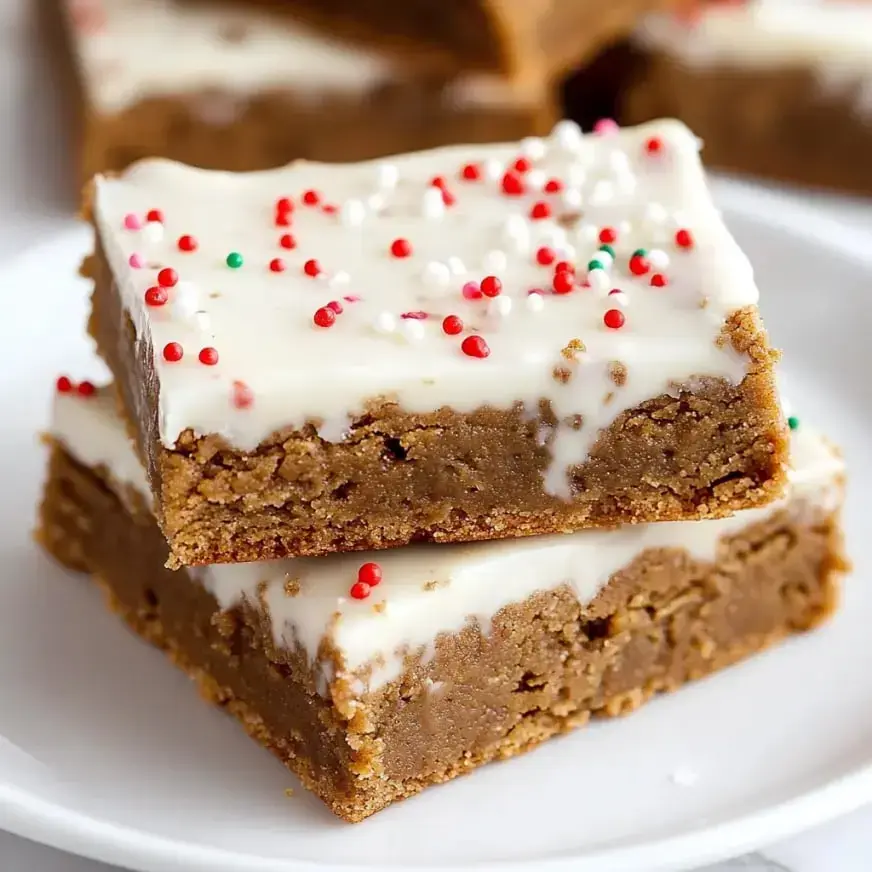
[391,238,412,258]
[279,233,296,250]
[603,309,625,329]
[313,307,335,328]
[501,171,524,196]
[123,213,141,230]
[226,252,244,269]
[128,253,144,269]
[349,581,371,600]
[651,273,668,288]
[461,163,481,181]
[269,257,285,273]
[326,300,344,315]
[358,562,383,586]
[56,375,73,393]
[163,342,184,362]
[303,259,321,278]
[536,246,556,266]
[77,380,96,397]
[675,228,695,249]
[462,281,482,300]
[788,416,800,431]
[629,254,650,276]
[157,267,178,288]
[442,315,463,335]
[480,275,502,297]
[144,286,168,307]
[302,189,320,206]
[553,271,574,295]
[461,335,490,358]
[529,201,551,221]
[146,208,164,223]
[177,235,197,252]
[198,347,219,365]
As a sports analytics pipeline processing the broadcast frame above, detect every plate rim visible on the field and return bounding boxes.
[2,183,872,872]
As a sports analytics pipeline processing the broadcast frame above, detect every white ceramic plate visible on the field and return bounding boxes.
[1,183,871,872]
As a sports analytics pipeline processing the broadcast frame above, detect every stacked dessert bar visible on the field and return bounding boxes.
[624,0,872,195]
[38,120,848,821]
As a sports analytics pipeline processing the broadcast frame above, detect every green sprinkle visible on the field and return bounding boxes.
[787,415,800,431]
[226,252,244,269]
[587,259,604,272]
[598,244,616,258]
[632,248,648,258]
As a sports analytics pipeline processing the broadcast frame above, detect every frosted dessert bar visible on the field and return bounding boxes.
[625,1,872,195]
[38,385,846,821]
[85,119,788,567]
[52,0,555,185]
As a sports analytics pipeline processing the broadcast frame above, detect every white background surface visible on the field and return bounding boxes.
[4,2,872,870]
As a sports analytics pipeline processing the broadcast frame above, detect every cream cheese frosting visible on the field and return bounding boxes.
[51,387,844,695]
[92,119,760,497]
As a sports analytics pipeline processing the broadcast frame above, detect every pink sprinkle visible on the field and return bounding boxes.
[343,294,362,303]
[462,281,482,300]
[593,118,620,135]
[128,253,144,268]
[123,213,141,230]
[527,288,545,296]
[608,288,623,295]
[400,311,428,320]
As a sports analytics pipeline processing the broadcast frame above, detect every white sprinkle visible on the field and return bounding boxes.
[526,169,547,192]
[595,249,614,268]
[670,767,699,788]
[608,150,632,175]
[490,296,513,317]
[588,268,610,293]
[551,119,583,150]
[374,312,397,334]
[401,319,425,342]
[644,202,668,226]
[648,249,670,270]
[609,290,630,308]
[328,270,351,288]
[556,243,577,262]
[172,281,199,319]
[618,220,633,235]
[422,187,445,219]
[541,226,568,249]
[520,136,546,160]
[485,158,504,181]
[194,310,212,333]
[376,162,399,190]
[366,193,386,213]
[561,188,583,210]
[589,180,615,205]
[422,261,451,287]
[447,256,467,276]
[483,249,507,273]
[576,223,599,244]
[340,198,366,227]
[526,292,545,313]
[141,221,164,243]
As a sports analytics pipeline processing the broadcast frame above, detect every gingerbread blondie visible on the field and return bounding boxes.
[625,3,872,195]
[53,0,555,186]
[38,384,846,821]
[85,119,788,567]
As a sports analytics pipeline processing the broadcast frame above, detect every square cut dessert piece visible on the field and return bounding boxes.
[52,0,555,185]
[85,119,788,567]
[217,0,689,80]
[39,384,846,821]
[624,2,872,195]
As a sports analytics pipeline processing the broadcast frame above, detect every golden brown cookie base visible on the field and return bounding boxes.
[84,228,788,568]
[38,439,845,821]
[220,0,688,80]
[622,56,872,197]
[47,0,556,188]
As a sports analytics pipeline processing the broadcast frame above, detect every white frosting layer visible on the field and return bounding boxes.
[51,388,844,695]
[638,1,872,114]
[93,120,760,497]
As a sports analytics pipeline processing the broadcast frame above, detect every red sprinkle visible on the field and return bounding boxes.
[177,234,197,252]
[553,271,575,295]
[513,157,531,174]
[276,197,293,213]
[675,228,694,249]
[56,375,73,393]
[303,259,322,278]
[599,227,618,244]
[400,310,427,320]
[462,281,482,300]
[480,275,502,297]
[555,260,575,274]
[162,342,183,362]
[651,273,668,288]
[313,306,335,328]
[357,562,383,586]
[198,347,219,365]
[544,178,563,194]
[302,189,320,206]
[275,211,292,227]
[232,380,254,409]
[326,300,344,314]
[146,208,164,223]
[629,254,650,276]
[269,257,286,273]
[603,309,626,329]
[441,188,456,207]
[430,175,447,189]
[536,246,556,266]
[144,286,168,307]
[349,581,371,600]
[442,314,463,335]
[322,204,338,215]
[501,171,525,197]
[461,163,481,181]
[645,136,664,156]
[390,238,412,258]
[529,201,551,221]
[77,380,96,397]
[157,267,178,288]
[279,233,296,250]
[461,335,490,359]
